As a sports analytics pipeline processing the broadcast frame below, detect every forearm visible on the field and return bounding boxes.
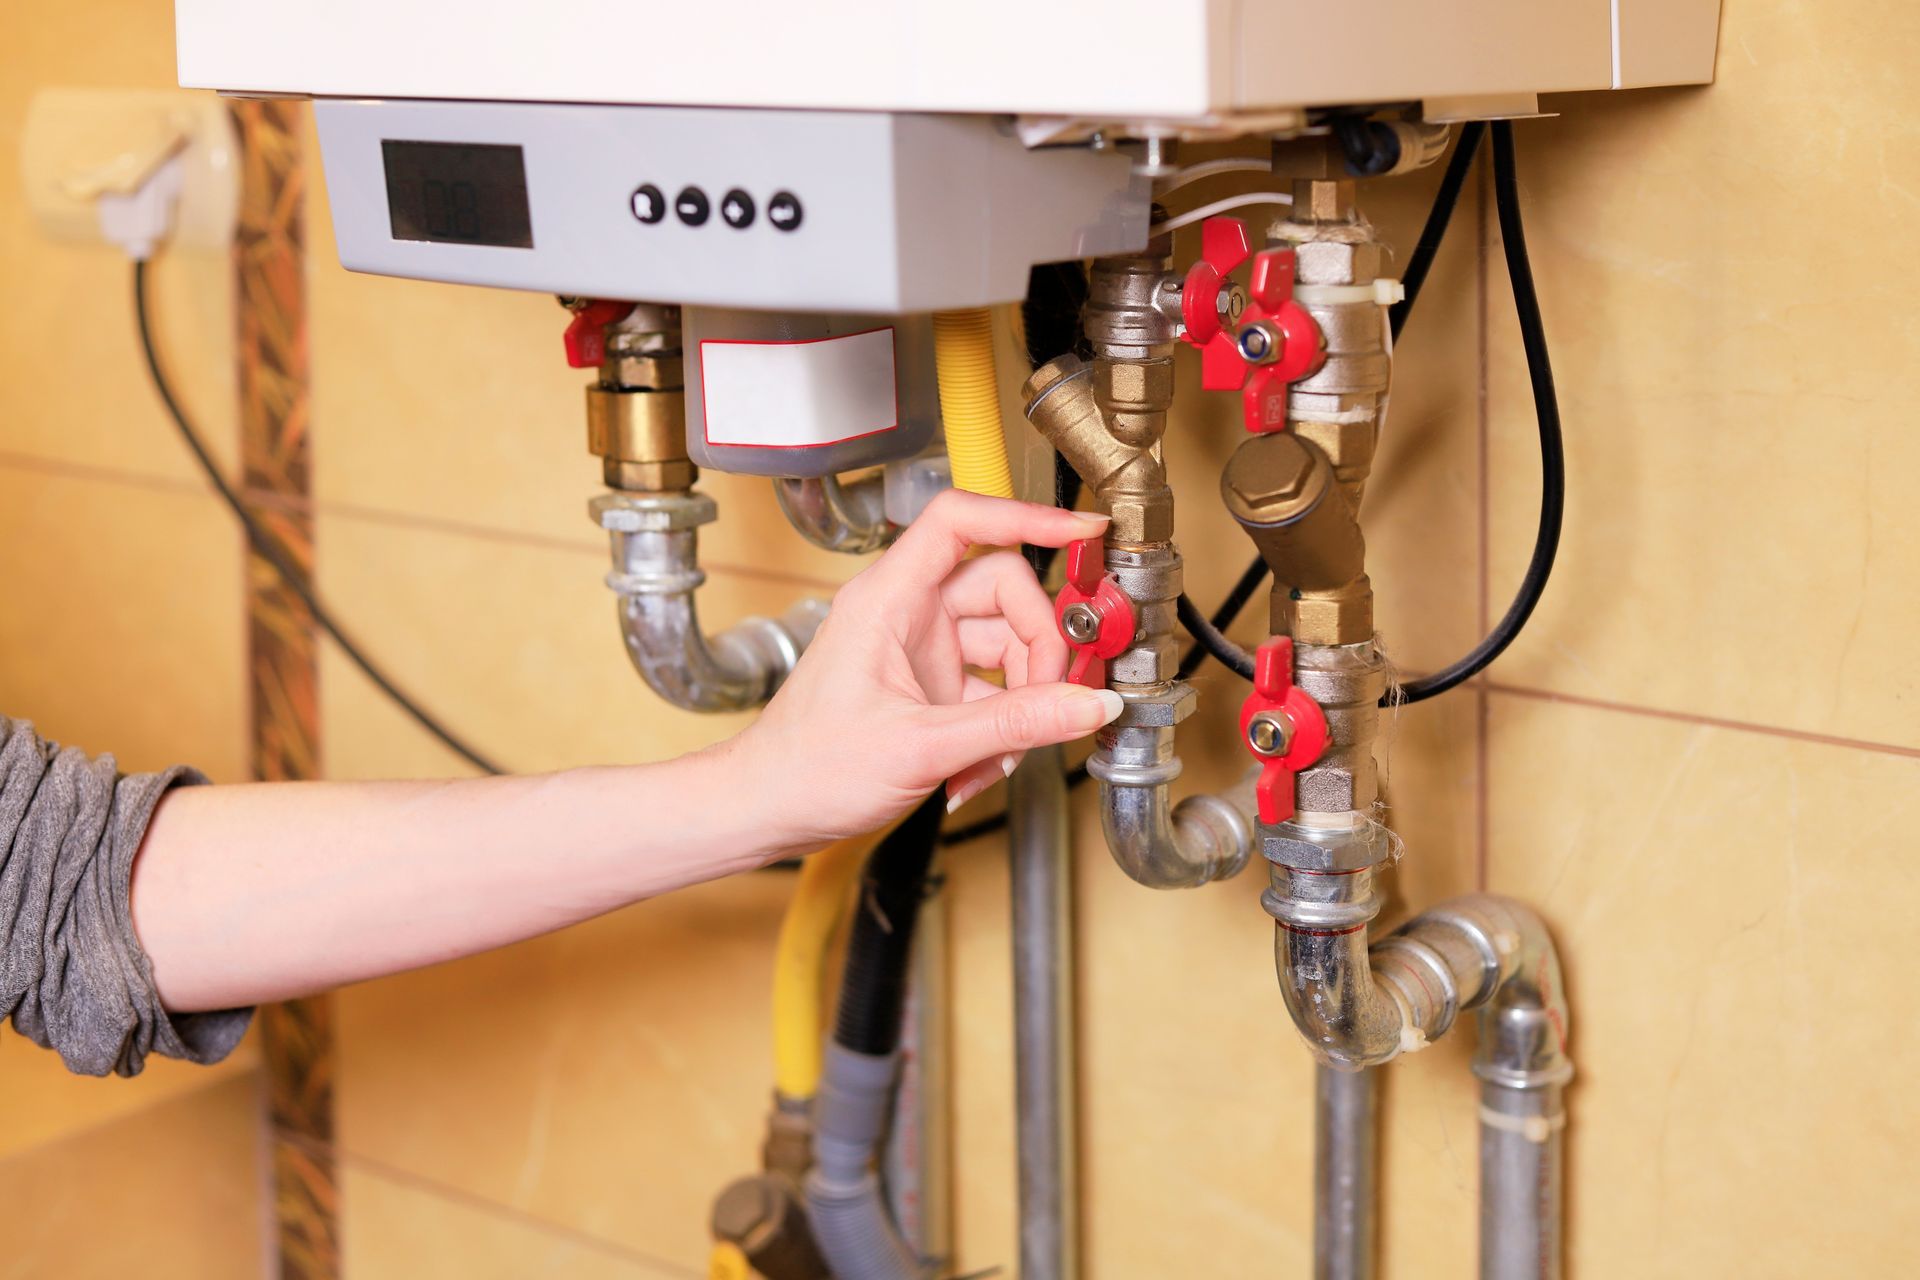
[130,736,795,1012]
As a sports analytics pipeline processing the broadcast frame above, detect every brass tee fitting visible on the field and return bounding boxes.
[1022,354,1173,544]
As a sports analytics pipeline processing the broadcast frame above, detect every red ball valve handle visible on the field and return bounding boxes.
[1053,537,1136,689]
[1179,217,1327,434]
[1238,637,1329,824]
[562,299,637,368]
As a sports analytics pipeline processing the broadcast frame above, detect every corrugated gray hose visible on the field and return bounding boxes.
[805,1044,931,1280]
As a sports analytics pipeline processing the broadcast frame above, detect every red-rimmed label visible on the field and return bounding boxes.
[699,326,902,450]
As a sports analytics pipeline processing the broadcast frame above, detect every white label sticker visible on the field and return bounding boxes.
[700,328,899,449]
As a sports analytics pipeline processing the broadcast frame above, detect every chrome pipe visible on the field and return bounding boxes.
[1088,726,1257,888]
[1273,888,1572,1278]
[1479,1076,1565,1280]
[1314,1064,1377,1280]
[774,472,897,555]
[594,490,827,713]
[1010,745,1078,1280]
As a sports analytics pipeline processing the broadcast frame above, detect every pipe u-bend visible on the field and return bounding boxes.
[594,490,827,713]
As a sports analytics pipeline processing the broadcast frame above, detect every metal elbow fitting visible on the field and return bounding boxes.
[1088,725,1257,889]
[594,490,827,713]
[773,472,896,555]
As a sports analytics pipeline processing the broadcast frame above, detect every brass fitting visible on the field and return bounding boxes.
[586,385,692,491]
[587,304,695,492]
[711,1173,829,1280]
[1221,433,1365,591]
[1286,578,1376,648]
[1023,355,1172,544]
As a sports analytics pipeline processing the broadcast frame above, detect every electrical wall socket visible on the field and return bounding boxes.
[19,88,239,255]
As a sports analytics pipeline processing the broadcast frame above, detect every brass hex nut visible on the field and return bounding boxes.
[604,458,696,492]
[1291,419,1377,475]
[1107,496,1174,544]
[1095,357,1175,414]
[1282,578,1374,646]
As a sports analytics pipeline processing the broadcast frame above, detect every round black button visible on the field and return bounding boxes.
[629,184,666,224]
[674,186,710,227]
[720,189,756,229]
[767,191,804,232]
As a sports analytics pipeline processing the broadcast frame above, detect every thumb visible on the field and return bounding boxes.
[921,683,1124,774]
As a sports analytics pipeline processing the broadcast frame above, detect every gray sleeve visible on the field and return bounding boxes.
[0,715,252,1077]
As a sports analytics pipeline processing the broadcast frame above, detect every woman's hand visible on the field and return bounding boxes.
[730,489,1123,850]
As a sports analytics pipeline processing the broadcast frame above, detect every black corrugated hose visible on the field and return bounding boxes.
[832,793,949,1056]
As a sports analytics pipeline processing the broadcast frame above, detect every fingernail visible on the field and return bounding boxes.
[1075,512,1112,528]
[1062,687,1126,732]
[1000,754,1019,778]
[946,777,989,815]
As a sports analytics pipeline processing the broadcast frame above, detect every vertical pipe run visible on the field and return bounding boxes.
[1478,1079,1565,1280]
[1314,1066,1377,1280]
[1010,745,1079,1280]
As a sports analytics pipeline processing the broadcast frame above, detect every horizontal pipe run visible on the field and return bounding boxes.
[774,472,897,555]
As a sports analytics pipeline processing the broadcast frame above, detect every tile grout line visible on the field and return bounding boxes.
[274,1127,701,1279]
[0,451,844,594]
[1486,682,1920,762]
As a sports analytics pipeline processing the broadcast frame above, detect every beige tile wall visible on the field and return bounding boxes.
[0,5,266,1270]
[5,0,1917,1276]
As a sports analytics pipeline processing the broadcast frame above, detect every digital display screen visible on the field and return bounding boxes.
[381,140,533,248]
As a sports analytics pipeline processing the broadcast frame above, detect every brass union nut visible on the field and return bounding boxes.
[1281,578,1374,646]
[1106,494,1173,544]
[1094,357,1175,414]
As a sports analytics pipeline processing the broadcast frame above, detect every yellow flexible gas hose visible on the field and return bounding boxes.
[707,1240,751,1280]
[772,833,873,1100]
[933,308,1015,499]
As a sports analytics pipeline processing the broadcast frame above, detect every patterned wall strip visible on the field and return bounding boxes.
[231,97,339,1280]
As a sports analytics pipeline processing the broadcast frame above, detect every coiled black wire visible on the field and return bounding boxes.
[133,260,506,774]
[1389,121,1562,705]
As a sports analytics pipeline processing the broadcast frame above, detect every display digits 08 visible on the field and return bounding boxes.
[381,140,534,249]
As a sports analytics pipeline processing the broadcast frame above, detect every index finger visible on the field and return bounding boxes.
[868,488,1108,595]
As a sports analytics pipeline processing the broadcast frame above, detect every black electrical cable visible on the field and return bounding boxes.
[1175,591,1256,681]
[133,261,507,774]
[1387,121,1561,706]
[832,793,947,1055]
[1391,121,1485,341]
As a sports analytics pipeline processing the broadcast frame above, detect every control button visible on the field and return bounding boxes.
[767,191,804,232]
[675,186,710,226]
[629,184,666,225]
[720,189,756,229]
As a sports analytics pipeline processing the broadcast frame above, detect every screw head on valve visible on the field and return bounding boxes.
[1246,709,1295,757]
[1221,282,1248,328]
[1236,320,1281,366]
[1061,602,1103,645]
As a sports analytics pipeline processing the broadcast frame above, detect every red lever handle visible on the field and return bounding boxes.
[1238,637,1329,823]
[563,299,637,369]
[1180,217,1328,435]
[1053,537,1136,689]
